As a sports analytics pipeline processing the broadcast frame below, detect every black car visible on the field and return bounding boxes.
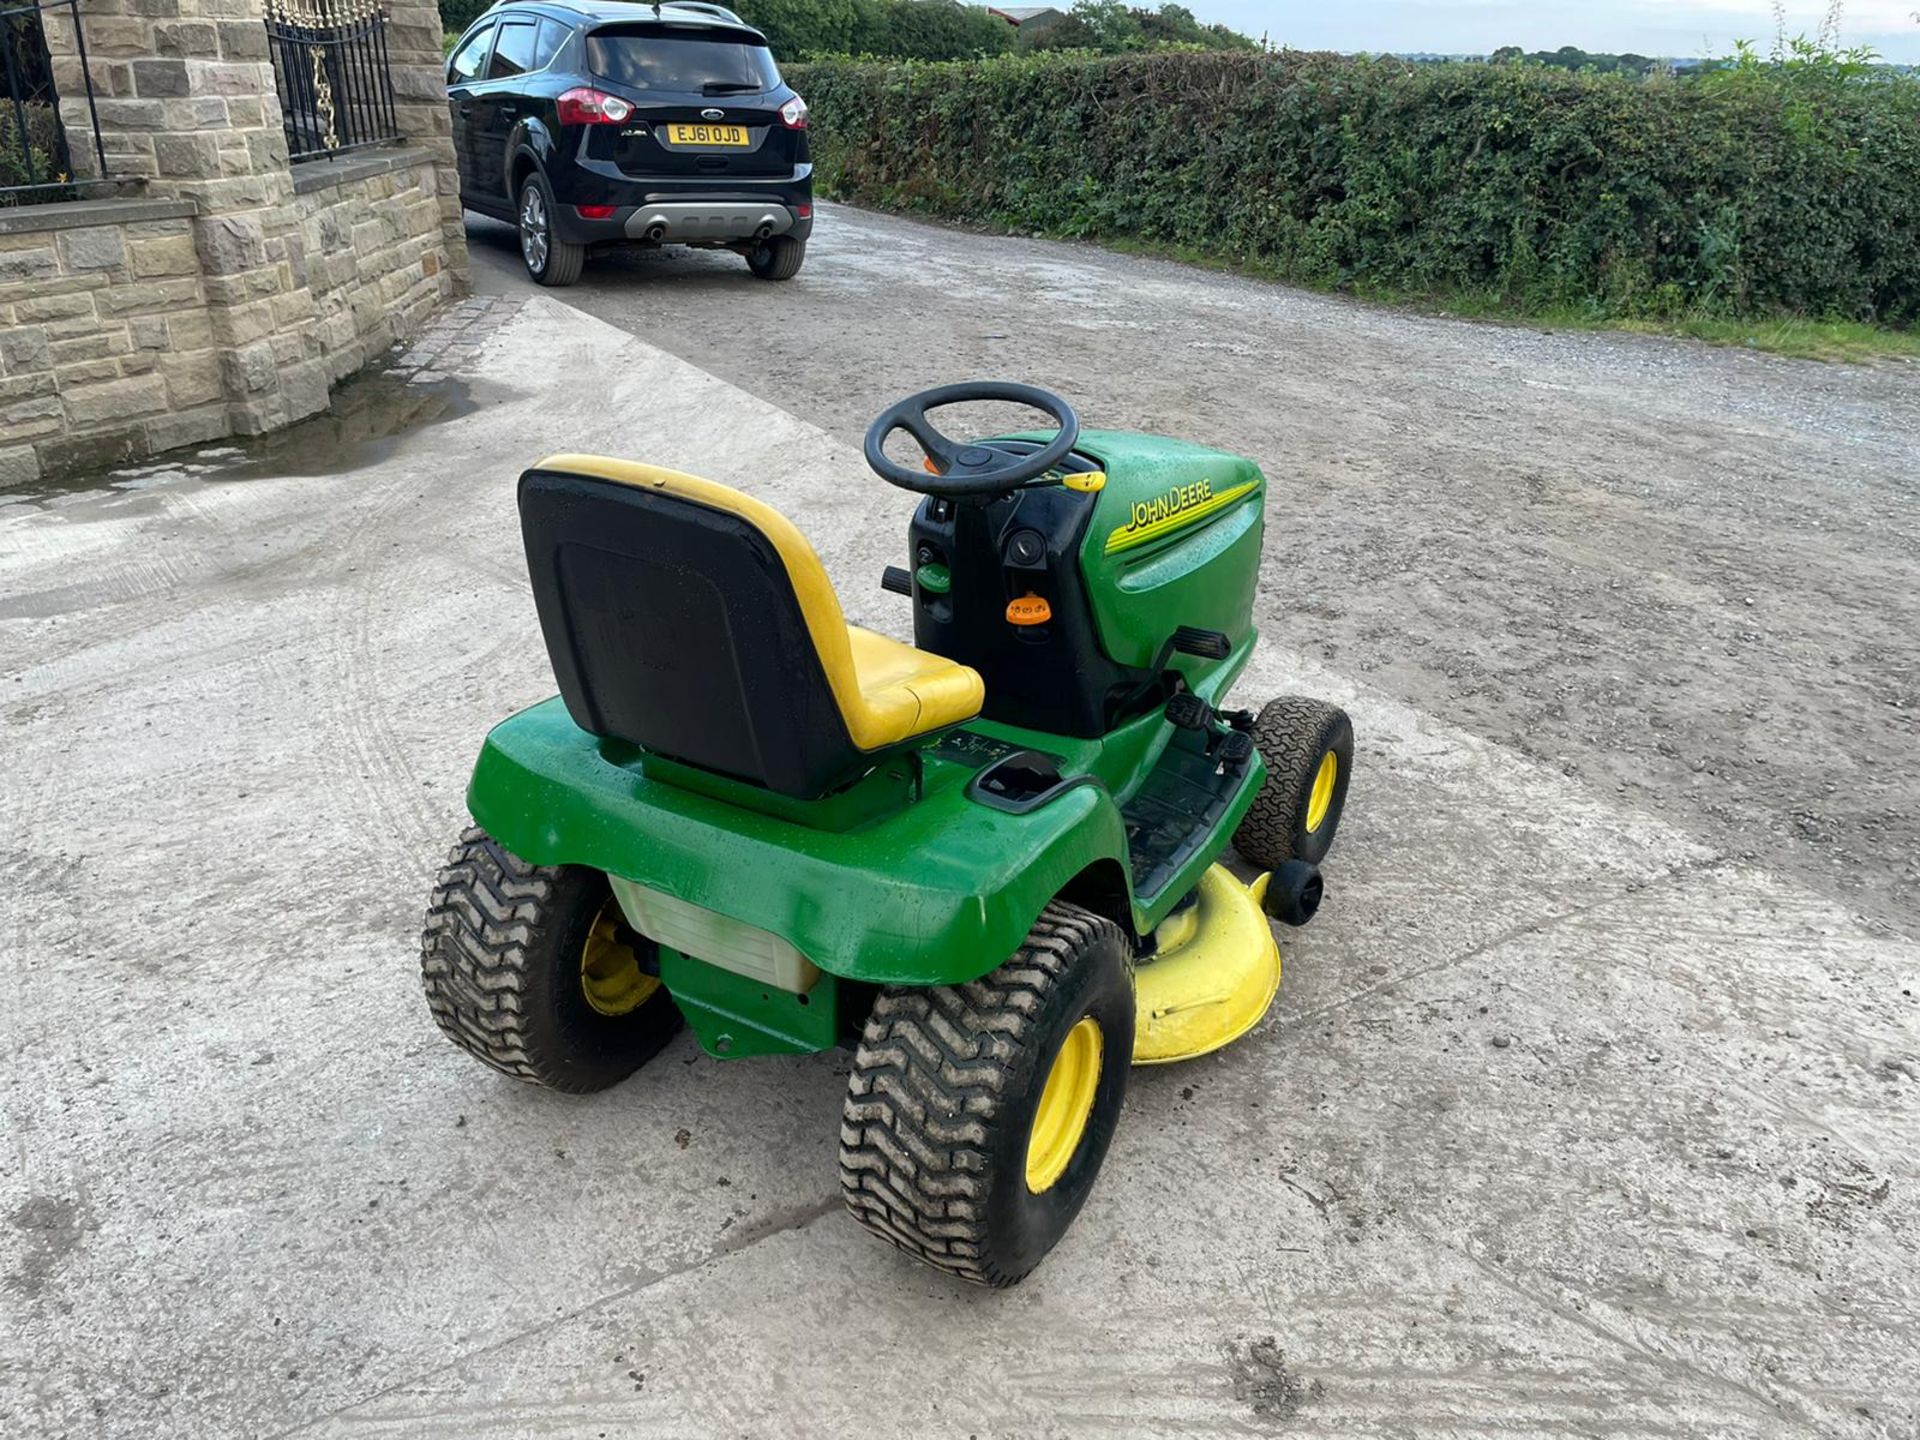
[445,0,812,286]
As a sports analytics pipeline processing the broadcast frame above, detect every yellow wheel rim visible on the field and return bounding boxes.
[1304,751,1338,833]
[1026,1016,1103,1194]
[579,901,660,1018]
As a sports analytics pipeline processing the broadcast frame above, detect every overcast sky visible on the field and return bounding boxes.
[1184,1,1920,62]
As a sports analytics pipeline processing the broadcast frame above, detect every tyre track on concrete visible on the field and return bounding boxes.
[317,472,451,873]
[1432,1220,1800,1431]
[0,483,369,711]
[1272,852,1733,1036]
[261,1195,844,1440]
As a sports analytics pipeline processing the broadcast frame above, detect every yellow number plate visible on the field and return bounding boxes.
[666,123,750,147]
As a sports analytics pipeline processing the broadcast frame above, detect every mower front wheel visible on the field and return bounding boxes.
[839,901,1133,1287]
[1235,696,1354,870]
[420,827,681,1093]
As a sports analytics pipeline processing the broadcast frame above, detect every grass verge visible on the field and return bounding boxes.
[1092,233,1920,364]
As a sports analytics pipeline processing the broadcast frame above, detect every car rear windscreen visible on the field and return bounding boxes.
[586,26,781,94]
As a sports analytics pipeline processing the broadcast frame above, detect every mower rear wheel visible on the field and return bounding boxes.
[839,901,1133,1287]
[420,826,681,1093]
[1235,696,1354,869]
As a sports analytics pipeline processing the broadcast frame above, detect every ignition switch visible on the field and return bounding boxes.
[1004,529,1047,569]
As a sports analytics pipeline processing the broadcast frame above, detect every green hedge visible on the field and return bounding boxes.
[730,0,1012,61]
[440,0,486,38]
[789,50,1920,324]
[438,0,1016,60]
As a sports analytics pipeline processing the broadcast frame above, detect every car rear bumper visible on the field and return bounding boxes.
[549,164,814,247]
[622,199,798,244]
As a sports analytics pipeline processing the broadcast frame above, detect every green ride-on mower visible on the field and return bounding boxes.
[421,382,1354,1286]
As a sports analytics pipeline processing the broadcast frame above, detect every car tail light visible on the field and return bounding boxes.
[794,202,812,219]
[575,204,617,220]
[779,95,808,130]
[557,87,634,125]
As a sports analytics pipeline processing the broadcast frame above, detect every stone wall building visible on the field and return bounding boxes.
[0,0,467,483]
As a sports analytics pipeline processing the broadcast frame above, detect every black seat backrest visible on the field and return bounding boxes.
[519,462,864,798]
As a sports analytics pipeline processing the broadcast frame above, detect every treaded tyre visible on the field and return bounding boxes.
[839,900,1133,1287]
[746,235,805,280]
[518,172,584,287]
[1234,696,1354,869]
[421,826,680,1093]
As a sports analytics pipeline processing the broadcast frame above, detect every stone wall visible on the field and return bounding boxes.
[0,199,227,483]
[293,150,453,385]
[0,0,469,484]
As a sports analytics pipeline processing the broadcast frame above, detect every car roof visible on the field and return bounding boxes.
[480,0,763,37]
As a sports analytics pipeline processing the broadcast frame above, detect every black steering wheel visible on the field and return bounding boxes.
[863,381,1080,498]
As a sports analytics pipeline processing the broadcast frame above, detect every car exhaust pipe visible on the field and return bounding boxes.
[754,221,774,240]
[644,222,667,243]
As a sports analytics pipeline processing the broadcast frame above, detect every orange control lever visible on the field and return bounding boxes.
[1006,594,1052,626]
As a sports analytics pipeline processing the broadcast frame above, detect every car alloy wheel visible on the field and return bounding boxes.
[520,184,550,275]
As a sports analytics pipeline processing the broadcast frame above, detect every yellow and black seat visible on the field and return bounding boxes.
[519,455,985,799]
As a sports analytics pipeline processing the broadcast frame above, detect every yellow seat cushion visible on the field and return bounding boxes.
[844,625,987,747]
[539,453,984,753]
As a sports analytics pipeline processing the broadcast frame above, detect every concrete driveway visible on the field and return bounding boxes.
[3,280,1915,1438]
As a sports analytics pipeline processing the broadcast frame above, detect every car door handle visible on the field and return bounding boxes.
[456,103,473,116]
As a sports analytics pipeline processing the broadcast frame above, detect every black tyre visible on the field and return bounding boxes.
[839,901,1133,1287]
[421,826,680,1092]
[746,234,805,280]
[1234,696,1354,869]
[517,172,584,287]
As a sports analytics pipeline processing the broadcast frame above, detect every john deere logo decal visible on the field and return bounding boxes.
[1104,478,1259,555]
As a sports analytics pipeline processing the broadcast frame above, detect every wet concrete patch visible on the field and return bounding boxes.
[0,369,480,512]
[218,370,481,482]
[7,1194,99,1298]
[1226,1335,1324,1421]
[2,294,523,511]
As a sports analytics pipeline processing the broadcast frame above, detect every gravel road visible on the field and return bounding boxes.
[471,203,1920,937]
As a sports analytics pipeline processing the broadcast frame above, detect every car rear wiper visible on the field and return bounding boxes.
[701,82,759,94]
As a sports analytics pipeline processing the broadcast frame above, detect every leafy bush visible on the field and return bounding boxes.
[433,0,1014,61]
[790,49,1920,324]
[0,101,67,204]
[439,0,488,40]
[733,0,1012,61]
[438,0,1015,60]
[1022,2,1256,55]
[1487,46,1660,76]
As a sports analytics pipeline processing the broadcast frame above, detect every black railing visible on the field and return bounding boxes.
[1,0,108,204]
[264,0,400,163]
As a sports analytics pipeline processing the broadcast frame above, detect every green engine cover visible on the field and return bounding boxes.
[1072,429,1266,674]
